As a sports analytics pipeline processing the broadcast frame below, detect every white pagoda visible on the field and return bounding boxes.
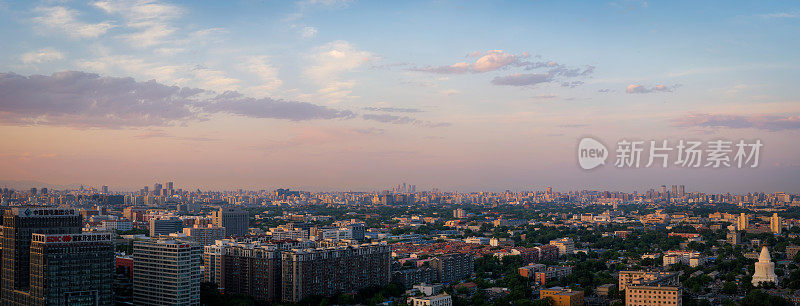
[752,246,778,286]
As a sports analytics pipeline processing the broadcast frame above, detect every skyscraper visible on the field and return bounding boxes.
[102,185,109,194]
[133,239,201,305]
[771,213,782,235]
[1,207,83,304]
[678,185,685,197]
[737,213,749,231]
[212,208,249,237]
[30,232,115,305]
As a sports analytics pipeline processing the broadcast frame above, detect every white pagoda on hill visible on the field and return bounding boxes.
[752,246,778,286]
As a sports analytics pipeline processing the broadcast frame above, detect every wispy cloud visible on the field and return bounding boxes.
[306,40,372,103]
[363,107,423,113]
[33,6,115,39]
[626,84,675,94]
[20,48,64,64]
[362,114,450,128]
[673,113,800,131]
[411,50,531,74]
[759,11,798,19]
[93,0,183,48]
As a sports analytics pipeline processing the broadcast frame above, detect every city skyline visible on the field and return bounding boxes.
[1,1,799,192]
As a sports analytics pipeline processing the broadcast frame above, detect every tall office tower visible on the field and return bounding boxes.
[167,181,174,191]
[30,188,37,196]
[660,185,666,197]
[30,232,115,305]
[102,185,109,194]
[771,213,783,235]
[1,207,83,305]
[411,185,416,193]
[212,208,249,237]
[671,185,678,197]
[40,188,47,195]
[133,239,201,305]
[738,213,749,231]
[281,243,391,303]
[149,218,183,237]
[546,187,553,195]
[678,185,685,197]
[143,186,149,195]
[153,183,162,196]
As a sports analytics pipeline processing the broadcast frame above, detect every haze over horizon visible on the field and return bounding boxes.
[1,0,799,193]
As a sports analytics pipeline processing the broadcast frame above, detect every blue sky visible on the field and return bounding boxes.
[0,0,798,193]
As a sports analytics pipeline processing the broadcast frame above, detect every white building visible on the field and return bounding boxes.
[464,237,490,245]
[408,294,452,306]
[101,219,132,231]
[752,246,778,286]
[662,251,704,267]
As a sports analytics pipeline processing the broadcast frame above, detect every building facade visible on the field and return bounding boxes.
[133,239,202,306]
[30,232,115,305]
[1,207,84,305]
[281,243,391,303]
[213,208,249,237]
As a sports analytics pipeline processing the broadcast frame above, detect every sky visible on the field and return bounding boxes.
[0,0,799,193]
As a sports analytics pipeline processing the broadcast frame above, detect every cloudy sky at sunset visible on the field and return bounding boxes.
[1,0,798,193]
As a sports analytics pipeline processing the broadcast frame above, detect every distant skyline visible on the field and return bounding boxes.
[1,1,799,193]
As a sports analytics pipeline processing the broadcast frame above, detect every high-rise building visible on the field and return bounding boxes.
[771,213,782,234]
[429,253,474,284]
[30,232,115,305]
[737,213,749,231]
[1,207,83,304]
[221,243,283,302]
[153,183,162,196]
[281,243,391,303]
[678,185,685,197]
[167,181,174,191]
[203,241,228,289]
[453,208,466,219]
[133,239,201,305]
[213,208,249,237]
[149,218,183,237]
[726,231,741,245]
[671,185,678,197]
[102,185,109,194]
[183,225,226,246]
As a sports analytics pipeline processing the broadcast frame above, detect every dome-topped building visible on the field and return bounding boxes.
[752,246,778,286]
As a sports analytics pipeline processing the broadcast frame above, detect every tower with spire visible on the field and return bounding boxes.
[752,246,778,286]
